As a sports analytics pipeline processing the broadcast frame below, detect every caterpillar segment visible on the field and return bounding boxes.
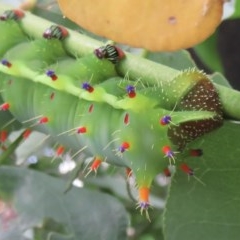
[0,19,28,56]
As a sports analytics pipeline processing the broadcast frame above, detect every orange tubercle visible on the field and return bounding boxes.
[139,186,150,208]
[23,129,31,139]
[77,126,87,134]
[56,146,65,156]
[91,158,102,171]
[0,131,8,143]
[85,158,102,177]
[39,116,49,124]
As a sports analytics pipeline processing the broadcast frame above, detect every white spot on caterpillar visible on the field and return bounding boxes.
[72,179,84,188]
[59,154,76,174]
[27,155,38,164]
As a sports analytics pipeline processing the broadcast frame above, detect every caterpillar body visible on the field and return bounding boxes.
[0,11,223,214]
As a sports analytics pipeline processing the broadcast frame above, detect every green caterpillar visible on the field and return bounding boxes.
[0,10,223,216]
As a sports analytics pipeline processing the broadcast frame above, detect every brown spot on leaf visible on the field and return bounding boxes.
[168,16,177,25]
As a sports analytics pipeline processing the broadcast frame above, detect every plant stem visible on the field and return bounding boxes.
[0,3,240,120]
[216,85,240,119]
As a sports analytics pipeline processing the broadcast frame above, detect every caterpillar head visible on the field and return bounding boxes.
[167,70,223,149]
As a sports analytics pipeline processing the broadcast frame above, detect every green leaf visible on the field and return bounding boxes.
[0,166,128,240]
[230,0,240,19]
[0,96,22,131]
[194,33,224,73]
[145,50,196,70]
[210,72,232,88]
[164,121,240,240]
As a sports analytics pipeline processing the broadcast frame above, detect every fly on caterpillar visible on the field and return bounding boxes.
[43,25,69,40]
[0,9,24,21]
[94,44,125,64]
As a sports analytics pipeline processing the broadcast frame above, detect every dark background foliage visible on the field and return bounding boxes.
[191,18,240,90]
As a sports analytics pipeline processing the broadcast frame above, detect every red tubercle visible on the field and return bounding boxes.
[122,142,130,149]
[50,92,55,100]
[56,145,65,156]
[1,59,12,68]
[159,115,171,126]
[162,145,176,164]
[180,163,205,185]
[82,82,94,93]
[115,46,125,60]
[12,9,25,19]
[162,145,172,156]
[23,129,31,139]
[51,75,58,81]
[77,126,87,134]
[90,158,102,172]
[162,145,170,152]
[85,157,103,177]
[125,167,132,177]
[128,91,136,98]
[119,141,130,153]
[39,117,49,124]
[124,113,129,125]
[0,130,8,143]
[46,70,58,81]
[88,104,94,113]
[180,163,194,176]
[51,145,65,162]
[189,149,203,157]
[163,167,171,177]
[126,85,136,98]
[0,102,10,111]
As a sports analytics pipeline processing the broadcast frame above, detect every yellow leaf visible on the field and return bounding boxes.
[58,0,224,51]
